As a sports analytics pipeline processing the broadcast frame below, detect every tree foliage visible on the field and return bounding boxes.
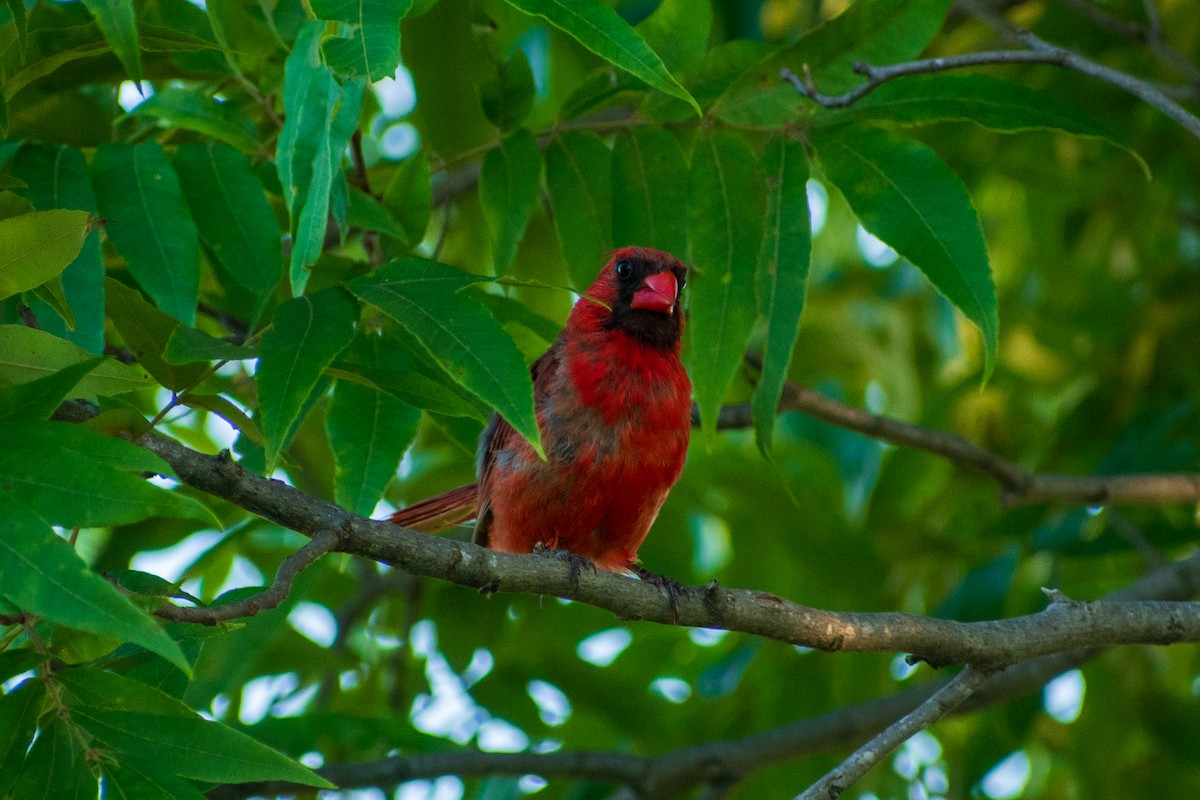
[1,0,1199,798]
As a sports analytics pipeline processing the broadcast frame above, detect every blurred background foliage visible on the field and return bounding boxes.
[1,0,1199,798]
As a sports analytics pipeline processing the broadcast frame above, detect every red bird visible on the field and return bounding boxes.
[388,247,691,573]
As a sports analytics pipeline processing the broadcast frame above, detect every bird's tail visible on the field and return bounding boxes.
[386,483,479,532]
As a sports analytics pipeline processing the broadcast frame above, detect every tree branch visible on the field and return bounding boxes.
[207,544,1200,799]
[152,529,339,624]
[781,5,1200,140]
[52,401,1200,666]
[711,374,1200,507]
[795,665,995,800]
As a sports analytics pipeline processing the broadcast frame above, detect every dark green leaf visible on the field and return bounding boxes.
[163,325,255,364]
[257,288,358,469]
[9,718,91,800]
[174,141,281,312]
[0,210,90,301]
[105,278,211,391]
[276,21,367,294]
[347,186,409,240]
[381,152,432,250]
[687,129,766,441]
[502,0,699,114]
[92,143,200,324]
[102,762,208,800]
[80,0,141,81]
[178,393,263,445]
[312,0,411,81]
[752,139,811,455]
[327,378,420,515]
[481,47,536,132]
[346,258,541,455]
[545,130,612,289]
[635,0,711,72]
[0,500,190,673]
[479,128,542,274]
[0,423,215,528]
[811,124,997,377]
[935,546,1019,622]
[127,89,260,154]
[0,679,45,798]
[611,126,688,257]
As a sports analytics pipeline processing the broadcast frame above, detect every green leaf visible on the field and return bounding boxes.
[178,393,263,445]
[4,0,28,60]
[752,139,811,456]
[105,278,211,392]
[8,718,92,800]
[481,47,536,132]
[347,186,409,240]
[0,500,190,674]
[345,258,541,456]
[173,142,282,312]
[102,762,208,800]
[479,128,542,274]
[257,288,358,469]
[56,669,331,788]
[92,143,200,324]
[381,152,432,250]
[0,357,106,421]
[0,680,46,799]
[545,130,613,289]
[313,0,411,81]
[635,0,711,72]
[817,74,1149,174]
[127,89,259,154]
[714,0,954,122]
[611,126,688,257]
[163,325,255,364]
[502,0,699,115]
[811,124,998,378]
[935,546,1018,622]
[687,129,766,442]
[0,325,153,397]
[10,144,105,354]
[30,275,75,331]
[276,21,366,294]
[0,210,90,301]
[0,189,33,218]
[80,0,141,82]
[0,422,215,528]
[327,379,420,516]
[331,330,489,421]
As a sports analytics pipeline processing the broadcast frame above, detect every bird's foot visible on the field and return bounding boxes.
[533,542,597,586]
[631,565,684,623]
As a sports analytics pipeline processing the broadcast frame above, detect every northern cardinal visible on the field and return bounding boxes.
[388,247,691,573]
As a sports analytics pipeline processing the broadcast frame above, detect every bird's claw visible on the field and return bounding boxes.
[631,565,684,623]
[533,542,597,586]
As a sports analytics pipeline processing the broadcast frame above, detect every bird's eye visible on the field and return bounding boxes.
[614,259,633,279]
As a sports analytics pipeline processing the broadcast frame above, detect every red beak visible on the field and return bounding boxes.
[630,271,678,315]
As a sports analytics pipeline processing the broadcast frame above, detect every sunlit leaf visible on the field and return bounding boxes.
[0,325,153,397]
[0,357,105,421]
[0,210,89,301]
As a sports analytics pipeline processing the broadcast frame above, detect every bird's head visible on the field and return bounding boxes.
[573,247,688,349]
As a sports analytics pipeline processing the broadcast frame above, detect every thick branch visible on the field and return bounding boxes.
[208,546,1200,799]
[152,530,339,624]
[53,401,1200,667]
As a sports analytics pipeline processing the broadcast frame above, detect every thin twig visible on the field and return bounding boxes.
[781,15,1200,140]
[153,529,340,624]
[794,665,996,800]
